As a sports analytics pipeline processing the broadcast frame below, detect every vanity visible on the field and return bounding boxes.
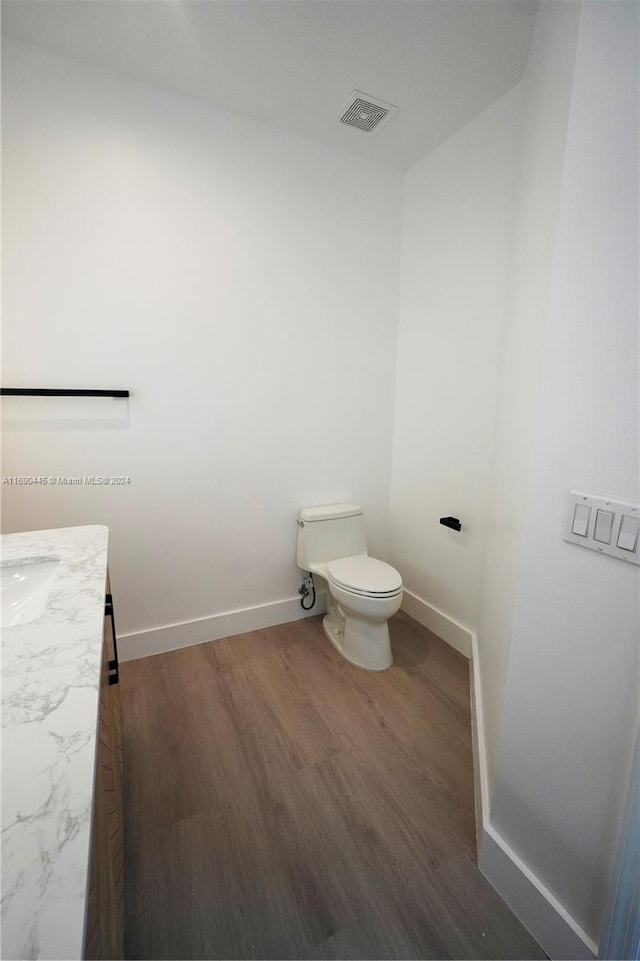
[1,526,123,960]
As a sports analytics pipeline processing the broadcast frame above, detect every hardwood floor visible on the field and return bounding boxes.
[121,612,546,960]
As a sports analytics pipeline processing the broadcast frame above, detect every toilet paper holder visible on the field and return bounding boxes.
[440,516,462,532]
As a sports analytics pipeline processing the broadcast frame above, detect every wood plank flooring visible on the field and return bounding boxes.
[120,611,546,960]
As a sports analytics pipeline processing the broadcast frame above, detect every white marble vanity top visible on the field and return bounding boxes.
[1,525,109,961]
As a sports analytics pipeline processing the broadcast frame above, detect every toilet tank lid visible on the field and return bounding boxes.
[298,503,363,523]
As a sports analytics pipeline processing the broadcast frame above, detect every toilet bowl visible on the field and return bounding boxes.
[296,504,403,671]
[320,555,402,670]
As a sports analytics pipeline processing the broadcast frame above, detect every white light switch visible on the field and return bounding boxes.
[594,509,614,544]
[564,491,640,566]
[617,515,639,552]
[571,504,591,536]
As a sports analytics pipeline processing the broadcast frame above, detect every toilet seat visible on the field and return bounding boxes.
[327,555,402,598]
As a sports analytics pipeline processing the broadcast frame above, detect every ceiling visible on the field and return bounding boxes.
[1,0,538,170]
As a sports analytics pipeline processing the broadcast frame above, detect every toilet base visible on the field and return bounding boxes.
[322,611,393,672]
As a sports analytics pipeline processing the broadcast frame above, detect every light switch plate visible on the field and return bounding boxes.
[564,490,640,566]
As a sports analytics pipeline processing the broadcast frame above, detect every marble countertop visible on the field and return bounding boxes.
[1,525,109,961]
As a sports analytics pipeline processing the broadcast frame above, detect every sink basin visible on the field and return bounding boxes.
[1,556,60,628]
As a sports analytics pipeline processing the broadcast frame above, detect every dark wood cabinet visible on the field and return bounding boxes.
[84,581,124,959]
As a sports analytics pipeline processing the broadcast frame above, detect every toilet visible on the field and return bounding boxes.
[296,503,403,671]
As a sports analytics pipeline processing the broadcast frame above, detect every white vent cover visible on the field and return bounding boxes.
[336,91,398,134]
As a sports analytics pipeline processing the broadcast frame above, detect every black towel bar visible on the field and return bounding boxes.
[1,388,129,397]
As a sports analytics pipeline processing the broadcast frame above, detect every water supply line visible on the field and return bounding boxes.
[299,573,316,611]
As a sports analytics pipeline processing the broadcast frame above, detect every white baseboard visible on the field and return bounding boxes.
[469,636,596,960]
[469,632,492,838]
[469,634,488,859]
[401,588,472,658]
[119,591,327,662]
[480,825,597,960]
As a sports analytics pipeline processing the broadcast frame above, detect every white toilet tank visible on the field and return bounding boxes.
[297,503,367,570]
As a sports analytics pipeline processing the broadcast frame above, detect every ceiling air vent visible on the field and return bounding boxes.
[336,91,398,134]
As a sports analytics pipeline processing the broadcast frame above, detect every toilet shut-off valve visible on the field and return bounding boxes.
[299,574,316,611]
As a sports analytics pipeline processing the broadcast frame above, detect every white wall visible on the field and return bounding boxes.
[388,2,638,950]
[477,0,581,800]
[389,87,519,630]
[488,0,639,948]
[1,38,403,651]
[389,2,582,797]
